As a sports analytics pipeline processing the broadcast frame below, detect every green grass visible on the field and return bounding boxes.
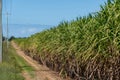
[10,44,35,77]
[0,42,24,80]
[0,63,24,80]
[0,42,35,80]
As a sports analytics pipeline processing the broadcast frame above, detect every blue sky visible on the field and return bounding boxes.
[2,24,52,37]
[2,0,107,37]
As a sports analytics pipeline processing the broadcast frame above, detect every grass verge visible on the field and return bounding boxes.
[0,42,35,80]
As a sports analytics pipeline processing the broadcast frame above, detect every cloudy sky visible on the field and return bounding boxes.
[3,24,52,37]
[2,0,107,37]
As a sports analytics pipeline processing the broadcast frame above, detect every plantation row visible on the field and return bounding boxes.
[14,0,120,80]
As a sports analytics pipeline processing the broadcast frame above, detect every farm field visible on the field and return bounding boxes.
[13,0,120,80]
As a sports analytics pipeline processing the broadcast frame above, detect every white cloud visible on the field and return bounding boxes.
[20,27,38,35]
[28,28,37,33]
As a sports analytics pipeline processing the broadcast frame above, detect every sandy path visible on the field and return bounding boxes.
[22,71,32,80]
[11,41,63,80]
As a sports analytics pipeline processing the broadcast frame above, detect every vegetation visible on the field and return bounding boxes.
[14,0,120,80]
[0,42,25,80]
[0,42,34,80]
[9,42,35,76]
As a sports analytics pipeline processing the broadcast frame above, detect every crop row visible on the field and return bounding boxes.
[14,0,120,79]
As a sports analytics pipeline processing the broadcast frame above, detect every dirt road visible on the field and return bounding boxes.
[11,42,63,80]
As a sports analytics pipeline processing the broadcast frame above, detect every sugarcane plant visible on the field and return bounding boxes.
[13,0,120,79]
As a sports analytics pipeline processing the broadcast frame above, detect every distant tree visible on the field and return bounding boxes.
[2,36,6,41]
[9,36,15,41]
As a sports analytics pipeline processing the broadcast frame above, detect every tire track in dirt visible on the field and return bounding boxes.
[11,41,63,80]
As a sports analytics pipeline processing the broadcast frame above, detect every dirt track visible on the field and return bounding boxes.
[11,41,63,80]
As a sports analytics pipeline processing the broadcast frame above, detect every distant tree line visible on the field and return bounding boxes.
[2,36,16,41]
